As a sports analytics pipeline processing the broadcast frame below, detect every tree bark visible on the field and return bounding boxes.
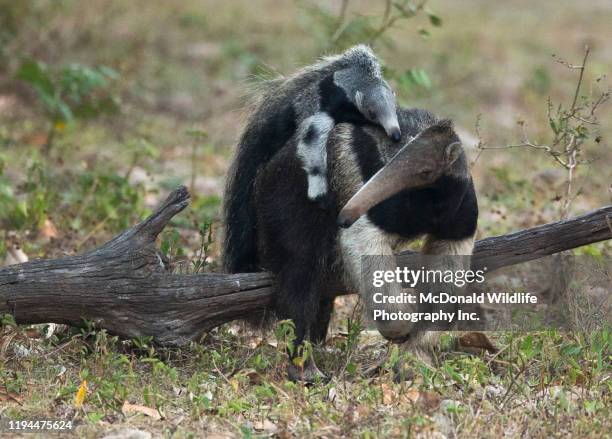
[1,186,610,345]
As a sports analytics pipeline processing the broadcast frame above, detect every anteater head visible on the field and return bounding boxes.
[337,119,463,228]
[333,66,401,142]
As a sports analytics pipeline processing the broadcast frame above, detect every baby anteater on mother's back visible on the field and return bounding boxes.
[223,45,400,275]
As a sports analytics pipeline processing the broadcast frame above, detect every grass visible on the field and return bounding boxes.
[0,0,611,437]
[1,322,610,437]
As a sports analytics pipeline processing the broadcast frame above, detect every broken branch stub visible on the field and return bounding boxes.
[0,186,275,345]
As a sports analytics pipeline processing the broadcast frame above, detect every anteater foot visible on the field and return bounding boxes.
[287,359,329,384]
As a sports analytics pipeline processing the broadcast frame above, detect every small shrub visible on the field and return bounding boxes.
[16,59,120,155]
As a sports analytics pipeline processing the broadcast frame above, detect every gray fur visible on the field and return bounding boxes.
[271,45,399,202]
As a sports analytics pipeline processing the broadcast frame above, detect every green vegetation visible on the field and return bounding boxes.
[16,59,119,155]
[2,320,610,437]
[0,0,610,437]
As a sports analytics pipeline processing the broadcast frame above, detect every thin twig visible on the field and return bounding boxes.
[381,0,392,25]
[368,0,428,45]
[330,0,351,44]
[337,0,350,26]
[569,47,590,111]
[476,46,608,218]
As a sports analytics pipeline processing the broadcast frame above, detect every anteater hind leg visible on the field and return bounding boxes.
[276,264,328,383]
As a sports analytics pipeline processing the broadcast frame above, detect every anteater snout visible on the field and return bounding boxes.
[337,211,357,228]
[390,128,401,142]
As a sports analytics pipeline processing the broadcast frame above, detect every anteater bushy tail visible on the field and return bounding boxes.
[222,147,259,273]
[222,83,297,273]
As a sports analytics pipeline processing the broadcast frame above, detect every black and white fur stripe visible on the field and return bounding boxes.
[251,107,478,379]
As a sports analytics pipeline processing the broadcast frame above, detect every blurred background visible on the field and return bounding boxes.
[1,0,610,263]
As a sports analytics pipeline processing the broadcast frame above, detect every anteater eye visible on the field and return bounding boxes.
[421,169,433,177]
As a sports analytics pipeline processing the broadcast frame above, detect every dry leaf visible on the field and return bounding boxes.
[0,386,23,405]
[25,327,42,339]
[246,336,263,349]
[400,388,441,411]
[25,132,49,147]
[381,383,397,405]
[253,419,277,434]
[458,332,498,353]
[242,369,262,385]
[56,365,67,379]
[418,391,442,411]
[74,380,87,409]
[402,388,420,403]
[40,218,59,239]
[327,386,337,403]
[43,323,66,339]
[26,323,61,339]
[122,402,162,420]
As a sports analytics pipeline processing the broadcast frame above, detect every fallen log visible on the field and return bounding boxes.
[1,186,610,345]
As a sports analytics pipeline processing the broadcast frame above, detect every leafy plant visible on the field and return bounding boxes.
[191,220,215,273]
[16,59,120,155]
[297,0,441,52]
[160,228,184,260]
[397,67,432,95]
[0,156,53,230]
[70,171,147,235]
[477,47,610,218]
[275,320,297,357]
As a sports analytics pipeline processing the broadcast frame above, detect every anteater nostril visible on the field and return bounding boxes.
[337,214,354,228]
[391,130,401,142]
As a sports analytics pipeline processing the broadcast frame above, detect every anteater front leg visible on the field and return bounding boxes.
[393,235,476,381]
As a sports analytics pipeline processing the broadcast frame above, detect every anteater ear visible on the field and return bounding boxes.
[333,67,362,96]
[333,67,355,88]
[445,142,462,166]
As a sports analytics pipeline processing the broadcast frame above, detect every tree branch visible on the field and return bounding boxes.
[1,187,610,345]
